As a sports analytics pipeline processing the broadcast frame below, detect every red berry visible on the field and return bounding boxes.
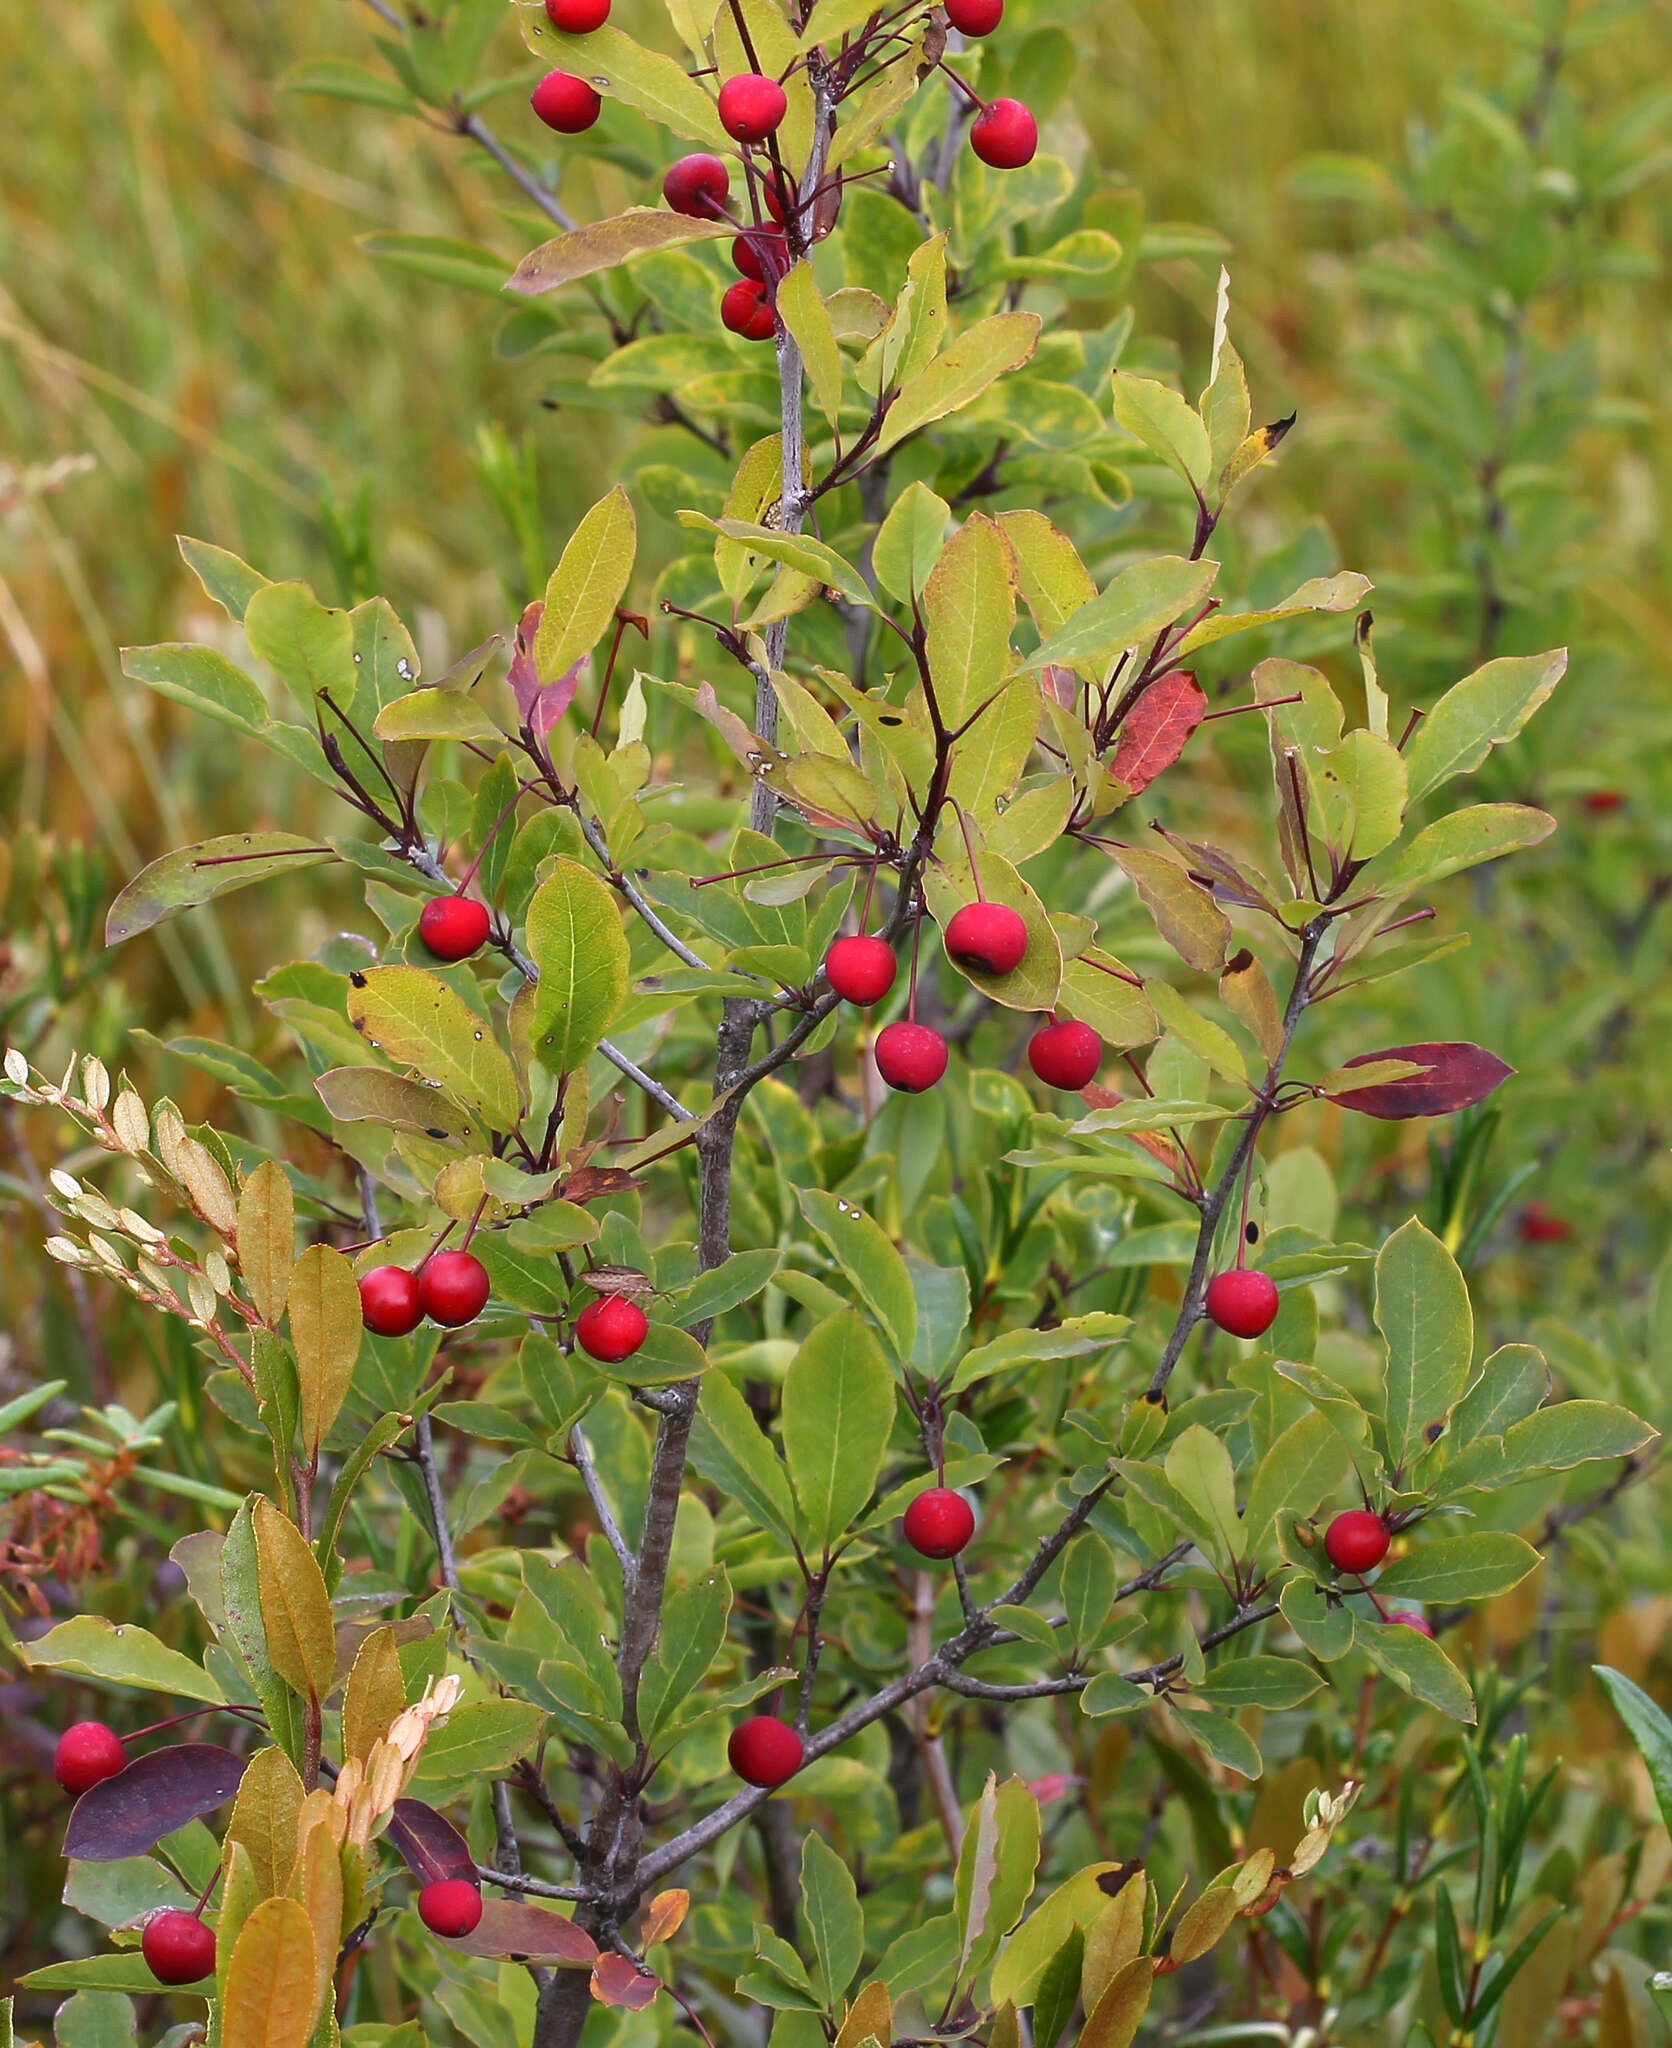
[825,935,897,1008]
[663,153,731,218]
[903,1487,975,1559]
[359,1265,423,1338]
[1516,1202,1572,1245]
[142,1910,216,1986]
[1324,1510,1390,1576]
[731,229,787,282]
[575,1294,649,1364]
[1390,1608,1435,1638]
[721,279,776,341]
[1203,1267,1280,1339]
[418,1251,491,1329]
[1583,789,1626,814]
[418,1878,484,1938]
[944,901,1028,976]
[1028,1020,1102,1091]
[545,0,609,27]
[946,0,1003,30]
[418,895,492,962]
[760,169,800,227]
[531,70,601,133]
[728,1716,804,1788]
[54,1721,127,1797]
[717,73,788,144]
[970,98,1037,169]
[874,1021,948,1094]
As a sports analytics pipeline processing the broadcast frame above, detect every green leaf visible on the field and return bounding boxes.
[535,487,637,681]
[877,313,1042,455]
[1163,1425,1242,1559]
[1376,1218,1472,1470]
[955,1775,1042,1984]
[1173,1703,1263,1777]
[688,1369,798,1549]
[1111,373,1213,495]
[410,1700,548,1796]
[1595,1666,1672,1839]
[18,1615,225,1705]
[535,23,726,143]
[1244,1411,1351,1552]
[1173,571,1373,655]
[640,1568,731,1742]
[1359,1617,1475,1722]
[801,1834,864,2004]
[345,966,522,1134]
[1145,983,1249,1087]
[371,688,506,745]
[776,263,844,431]
[798,1188,917,1363]
[1061,1534,1116,1649]
[122,641,269,733]
[675,1249,781,1329]
[1497,1400,1654,1471]
[1375,1532,1540,1604]
[1450,1345,1549,1448]
[178,534,270,621]
[243,580,356,717]
[873,480,950,604]
[17,1957,173,1995]
[920,512,1016,734]
[781,1311,896,1549]
[1278,1579,1355,1661]
[106,834,334,945]
[947,1313,1129,1396]
[1373,803,1556,902]
[1112,845,1231,973]
[693,518,875,611]
[1193,1656,1322,1710]
[1028,557,1218,679]
[362,233,513,297]
[526,858,630,1076]
[1402,651,1567,803]
[924,847,1063,1013]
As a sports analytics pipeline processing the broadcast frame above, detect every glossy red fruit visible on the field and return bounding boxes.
[418,1878,484,1937]
[874,1021,948,1094]
[359,1265,423,1338]
[418,1251,491,1329]
[731,229,786,281]
[718,73,788,143]
[575,1294,649,1364]
[143,1910,216,1986]
[1324,1509,1390,1576]
[721,279,776,340]
[825,935,897,1007]
[944,901,1027,976]
[1390,1608,1435,1637]
[1028,1020,1102,1091]
[531,69,602,133]
[546,0,609,27]
[903,1487,975,1559]
[55,1720,127,1797]
[728,1716,804,1788]
[945,0,1003,31]
[663,153,731,218]
[418,894,491,962]
[760,169,799,226]
[970,97,1037,169]
[1203,1267,1280,1339]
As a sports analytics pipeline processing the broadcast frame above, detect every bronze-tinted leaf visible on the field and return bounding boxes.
[447,1899,599,1967]
[64,1744,246,1862]
[1324,1042,1513,1120]
[386,1797,476,1883]
[591,1951,661,2007]
[1108,669,1207,796]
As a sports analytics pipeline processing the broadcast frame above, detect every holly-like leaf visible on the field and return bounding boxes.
[106,834,334,945]
[1324,1042,1513,1120]
[63,1745,246,1863]
[345,966,521,1134]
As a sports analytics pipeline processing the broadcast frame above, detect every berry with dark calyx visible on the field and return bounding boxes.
[142,1910,216,1987]
[1203,1266,1280,1339]
[418,1878,484,1938]
[531,69,602,133]
[731,229,786,282]
[359,1265,423,1338]
[718,73,788,144]
[1390,1609,1435,1638]
[944,900,1028,976]
[874,1021,948,1094]
[825,935,897,1008]
[945,0,1003,31]
[970,98,1037,169]
[418,894,491,962]
[54,1721,127,1797]
[721,279,776,341]
[1324,1509,1390,1576]
[575,1293,649,1364]
[418,1251,491,1329]
[1028,1019,1102,1091]
[663,153,730,218]
[728,1715,804,1788]
[546,0,610,28]
[903,1487,975,1560]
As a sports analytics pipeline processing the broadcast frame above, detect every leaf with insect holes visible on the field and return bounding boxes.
[1324,1042,1513,1119]
[798,1188,916,1362]
[63,1745,246,1863]
[1107,670,1207,796]
[345,966,521,1134]
[106,834,335,944]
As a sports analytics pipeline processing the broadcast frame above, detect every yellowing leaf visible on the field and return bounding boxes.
[345,966,521,1134]
[237,1161,294,1327]
[921,514,1016,735]
[222,1895,318,2048]
[776,263,844,430]
[877,313,1041,454]
[228,1746,305,1900]
[253,1500,337,1706]
[342,1626,406,1765]
[290,1818,343,2035]
[287,1244,361,1460]
[508,208,730,296]
[535,487,637,683]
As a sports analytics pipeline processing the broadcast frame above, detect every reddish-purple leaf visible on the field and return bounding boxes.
[591,1953,661,2008]
[445,1899,599,1966]
[387,1797,476,1884]
[507,599,584,743]
[63,1744,246,1863]
[1324,1042,1514,1120]
[1110,669,1208,795]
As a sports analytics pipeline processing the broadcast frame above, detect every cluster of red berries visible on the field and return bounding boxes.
[360,1251,492,1337]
